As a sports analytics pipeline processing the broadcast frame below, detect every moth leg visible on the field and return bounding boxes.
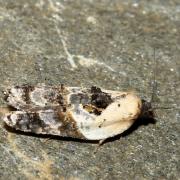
[98,138,107,146]
[41,137,52,143]
[93,139,107,154]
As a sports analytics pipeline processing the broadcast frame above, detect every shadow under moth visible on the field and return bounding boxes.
[3,84,153,143]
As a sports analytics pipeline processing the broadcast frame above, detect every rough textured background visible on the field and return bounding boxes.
[0,0,179,179]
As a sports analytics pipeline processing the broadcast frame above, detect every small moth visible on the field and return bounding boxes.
[3,84,153,142]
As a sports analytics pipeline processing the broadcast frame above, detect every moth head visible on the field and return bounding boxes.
[140,99,154,119]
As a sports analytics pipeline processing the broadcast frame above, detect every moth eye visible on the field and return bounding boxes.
[118,104,120,107]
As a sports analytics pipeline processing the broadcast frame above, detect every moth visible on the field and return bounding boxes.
[3,84,153,142]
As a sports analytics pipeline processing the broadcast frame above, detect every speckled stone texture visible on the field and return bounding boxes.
[0,0,179,179]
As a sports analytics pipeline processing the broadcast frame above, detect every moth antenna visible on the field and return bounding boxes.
[148,49,179,112]
[150,48,158,104]
[140,48,160,119]
[152,106,180,110]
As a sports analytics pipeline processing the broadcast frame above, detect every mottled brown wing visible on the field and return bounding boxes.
[4,85,66,110]
[3,109,85,139]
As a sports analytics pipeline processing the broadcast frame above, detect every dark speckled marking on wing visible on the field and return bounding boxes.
[5,85,114,116]
[4,109,85,139]
[4,85,67,110]
[68,86,114,115]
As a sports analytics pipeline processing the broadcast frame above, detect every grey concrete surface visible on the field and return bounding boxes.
[0,0,179,179]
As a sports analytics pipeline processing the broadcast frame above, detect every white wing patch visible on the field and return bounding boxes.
[71,93,142,140]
